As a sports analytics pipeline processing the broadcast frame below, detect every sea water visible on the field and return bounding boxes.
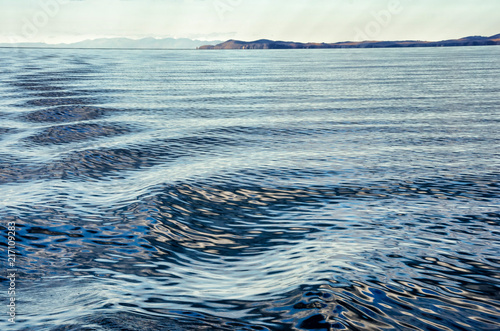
[0,46,499,330]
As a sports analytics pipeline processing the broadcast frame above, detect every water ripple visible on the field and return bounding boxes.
[0,47,499,331]
[24,105,113,123]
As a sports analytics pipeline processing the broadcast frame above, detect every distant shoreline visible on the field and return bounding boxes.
[1,34,498,50]
[1,44,499,51]
[198,34,500,50]
[0,46,196,50]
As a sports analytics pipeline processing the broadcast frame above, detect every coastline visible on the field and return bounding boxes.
[198,34,500,49]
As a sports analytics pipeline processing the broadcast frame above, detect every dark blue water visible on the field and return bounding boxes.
[1,46,499,330]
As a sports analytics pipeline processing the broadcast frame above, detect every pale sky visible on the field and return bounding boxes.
[1,0,499,44]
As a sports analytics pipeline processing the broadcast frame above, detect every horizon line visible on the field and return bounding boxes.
[1,32,499,47]
[1,45,499,51]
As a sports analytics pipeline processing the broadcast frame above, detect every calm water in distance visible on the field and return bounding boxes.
[0,46,499,330]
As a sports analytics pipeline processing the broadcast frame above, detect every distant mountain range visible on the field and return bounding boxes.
[2,34,498,50]
[0,37,223,49]
[199,34,500,49]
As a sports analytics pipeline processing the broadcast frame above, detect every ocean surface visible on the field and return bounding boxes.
[0,46,499,330]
